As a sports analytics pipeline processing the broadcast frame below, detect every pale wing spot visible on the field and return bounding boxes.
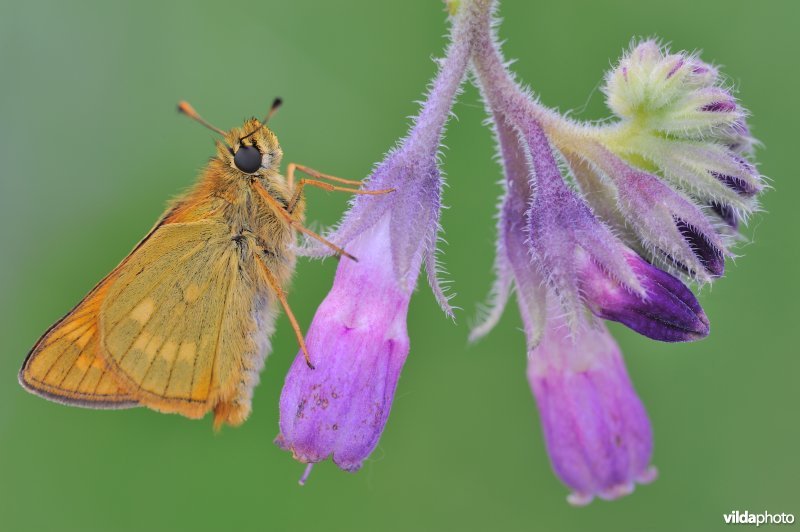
[165,342,194,398]
[160,340,179,364]
[75,354,91,371]
[184,283,202,303]
[177,342,197,362]
[140,336,177,394]
[144,339,180,394]
[59,355,93,391]
[129,299,155,324]
[132,332,152,354]
[90,356,106,370]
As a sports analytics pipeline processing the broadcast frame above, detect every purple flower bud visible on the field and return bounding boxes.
[674,217,725,277]
[710,201,739,229]
[701,100,737,113]
[578,249,710,342]
[690,61,717,80]
[710,170,760,198]
[522,120,646,323]
[719,119,756,155]
[621,136,761,224]
[665,56,685,79]
[276,220,410,472]
[528,312,657,505]
[579,142,729,282]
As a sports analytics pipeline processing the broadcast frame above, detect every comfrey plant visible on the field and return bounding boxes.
[275,0,767,503]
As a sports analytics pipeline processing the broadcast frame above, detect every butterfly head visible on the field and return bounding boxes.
[178,98,284,176]
[220,119,283,175]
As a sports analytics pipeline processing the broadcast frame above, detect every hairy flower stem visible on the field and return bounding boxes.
[467,0,604,160]
[405,6,474,157]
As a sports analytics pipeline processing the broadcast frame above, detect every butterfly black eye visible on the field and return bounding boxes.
[233,145,262,173]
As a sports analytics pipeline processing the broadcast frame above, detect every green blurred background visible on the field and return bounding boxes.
[1,1,797,531]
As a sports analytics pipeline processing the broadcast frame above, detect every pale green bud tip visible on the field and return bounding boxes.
[603,39,742,137]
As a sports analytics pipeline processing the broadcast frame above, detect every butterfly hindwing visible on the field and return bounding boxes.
[98,220,270,425]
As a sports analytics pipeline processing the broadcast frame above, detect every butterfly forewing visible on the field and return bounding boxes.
[19,278,138,408]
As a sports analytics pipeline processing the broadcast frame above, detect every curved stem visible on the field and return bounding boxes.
[468,0,599,153]
[401,1,475,157]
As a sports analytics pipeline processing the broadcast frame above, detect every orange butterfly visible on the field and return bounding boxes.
[19,99,392,429]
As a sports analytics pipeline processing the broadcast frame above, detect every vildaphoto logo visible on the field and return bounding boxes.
[723,510,795,526]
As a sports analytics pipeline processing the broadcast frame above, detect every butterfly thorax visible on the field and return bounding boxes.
[165,120,306,290]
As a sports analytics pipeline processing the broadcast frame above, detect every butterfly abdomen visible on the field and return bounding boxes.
[164,167,302,427]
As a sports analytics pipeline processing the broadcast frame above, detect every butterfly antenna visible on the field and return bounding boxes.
[240,97,283,141]
[263,97,283,125]
[177,101,227,136]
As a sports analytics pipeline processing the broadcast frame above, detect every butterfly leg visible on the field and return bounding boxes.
[254,254,315,369]
[286,163,395,213]
[251,179,357,261]
[287,162,363,189]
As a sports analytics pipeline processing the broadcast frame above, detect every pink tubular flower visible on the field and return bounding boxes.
[276,219,410,472]
[528,309,657,506]
[276,4,476,477]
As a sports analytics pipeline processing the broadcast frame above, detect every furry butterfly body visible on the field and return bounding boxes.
[19,106,389,428]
